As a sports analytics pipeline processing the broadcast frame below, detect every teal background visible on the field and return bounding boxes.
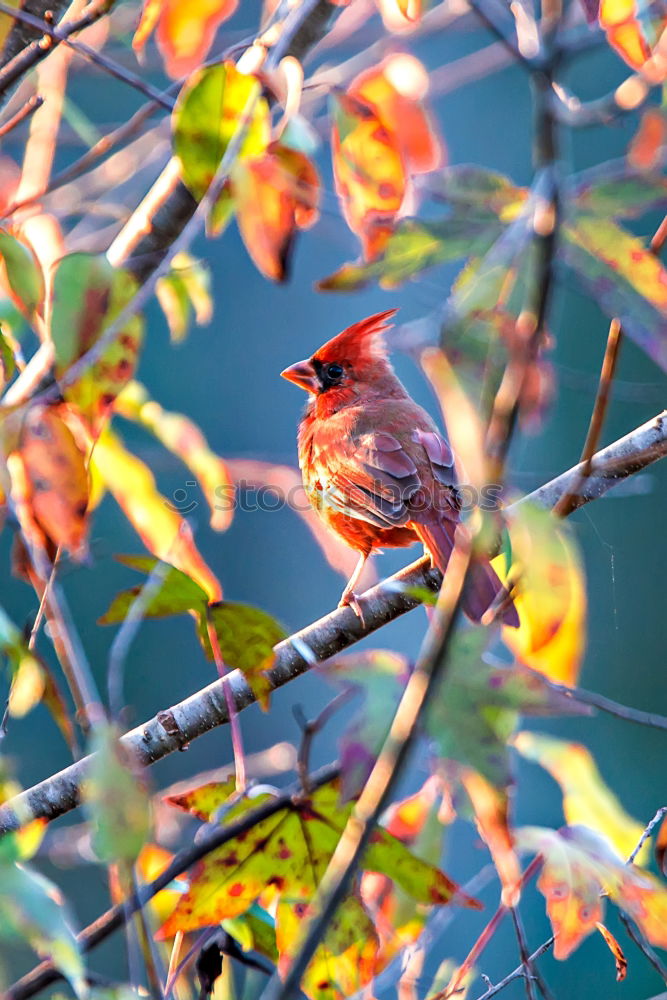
[1,3,667,997]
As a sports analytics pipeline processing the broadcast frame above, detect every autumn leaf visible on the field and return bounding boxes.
[50,254,144,433]
[360,777,447,965]
[155,252,213,343]
[83,722,151,866]
[276,894,379,1000]
[133,0,239,79]
[514,732,648,862]
[562,215,667,372]
[599,0,652,68]
[110,843,186,928]
[459,768,521,906]
[628,108,667,171]
[14,404,89,558]
[173,62,271,235]
[0,324,16,387]
[158,777,476,941]
[495,501,587,686]
[234,142,320,282]
[0,229,44,319]
[98,555,210,625]
[517,825,667,960]
[115,380,234,532]
[90,427,221,601]
[426,625,591,789]
[197,602,286,709]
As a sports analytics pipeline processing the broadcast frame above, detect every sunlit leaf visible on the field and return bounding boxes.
[459,768,521,905]
[110,843,186,928]
[116,381,234,532]
[514,733,648,862]
[84,722,151,865]
[158,778,476,939]
[599,0,652,68]
[234,143,320,281]
[90,427,221,601]
[360,777,446,965]
[222,905,278,964]
[156,252,213,343]
[426,625,591,789]
[173,62,271,235]
[375,0,422,31]
[197,602,286,709]
[50,254,143,433]
[98,555,209,625]
[331,89,406,260]
[422,165,527,216]
[0,860,85,996]
[276,894,378,1000]
[15,404,89,558]
[495,502,587,686]
[563,215,667,372]
[352,55,442,173]
[0,229,43,318]
[133,0,239,78]
[517,824,667,959]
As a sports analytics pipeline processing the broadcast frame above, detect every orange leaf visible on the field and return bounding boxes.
[628,108,667,171]
[596,922,628,981]
[14,405,89,558]
[352,54,443,174]
[133,0,239,78]
[234,143,320,281]
[331,89,406,260]
[460,769,521,907]
[599,0,653,68]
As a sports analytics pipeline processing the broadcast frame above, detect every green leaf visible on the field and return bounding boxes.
[571,163,667,219]
[318,216,501,291]
[50,253,144,430]
[0,324,16,386]
[172,62,270,235]
[197,602,286,709]
[423,165,527,217]
[156,252,212,343]
[0,230,44,317]
[84,722,151,865]
[222,906,278,963]
[426,625,591,789]
[98,556,209,624]
[562,215,667,372]
[0,861,85,996]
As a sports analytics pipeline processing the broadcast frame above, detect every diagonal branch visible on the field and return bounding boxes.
[0,409,665,835]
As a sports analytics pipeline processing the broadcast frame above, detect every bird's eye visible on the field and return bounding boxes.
[325,363,344,382]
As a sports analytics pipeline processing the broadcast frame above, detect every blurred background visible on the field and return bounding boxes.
[1,1,667,995]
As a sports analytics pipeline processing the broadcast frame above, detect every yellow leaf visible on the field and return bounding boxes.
[91,428,221,601]
[514,732,648,863]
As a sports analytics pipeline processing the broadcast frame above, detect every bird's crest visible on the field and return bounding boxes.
[313,309,397,367]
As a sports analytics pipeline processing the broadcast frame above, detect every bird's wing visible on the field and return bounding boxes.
[310,428,457,529]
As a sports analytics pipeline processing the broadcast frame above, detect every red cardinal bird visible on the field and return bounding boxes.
[281,309,518,626]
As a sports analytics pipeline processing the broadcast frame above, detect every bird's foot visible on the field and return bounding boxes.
[338,591,366,628]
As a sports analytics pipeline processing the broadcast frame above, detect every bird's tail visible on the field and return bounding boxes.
[412,520,519,627]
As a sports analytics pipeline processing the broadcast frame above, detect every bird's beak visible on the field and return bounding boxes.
[280,359,318,393]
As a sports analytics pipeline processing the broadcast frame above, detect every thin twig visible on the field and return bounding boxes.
[626,806,667,865]
[547,681,667,733]
[0,1,174,110]
[205,613,247,793]
[509,907,539,1000]
[0,93,43,137]
[473,939,554,1000]
[5,763,341,1000]
[295,690,354,792]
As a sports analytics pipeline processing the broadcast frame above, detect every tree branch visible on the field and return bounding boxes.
[0,408,664,833]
